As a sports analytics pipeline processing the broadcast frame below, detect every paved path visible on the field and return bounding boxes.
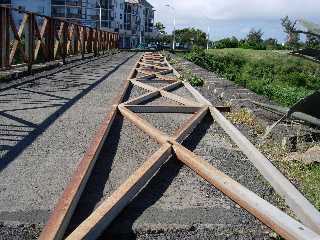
[0,52,139,226]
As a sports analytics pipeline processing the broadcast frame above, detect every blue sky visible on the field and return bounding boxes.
[148,0,320,43]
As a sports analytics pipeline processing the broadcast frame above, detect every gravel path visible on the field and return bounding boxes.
[0,52,140,238]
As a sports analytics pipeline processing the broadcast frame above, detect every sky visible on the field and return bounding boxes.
[148,0,320,43]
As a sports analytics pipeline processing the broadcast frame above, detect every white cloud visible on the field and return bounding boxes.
[150,0,320,21]
[148,0,320,40]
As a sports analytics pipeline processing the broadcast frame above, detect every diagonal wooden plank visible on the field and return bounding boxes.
[184,79,320,234]
[54,22,64,58]
[39,55,142,240]
[66,143,172,240]
[172,143,320,240]
[118,105,170,144]
[210,106,320,234]
[173,107,208,142]
[34,17,49,60]
[126,105,201,113]
[9,13,28,65]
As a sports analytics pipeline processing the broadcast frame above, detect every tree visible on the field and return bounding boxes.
[154,22,166,35]
[214,37,239,49]
[175,28,207,48]
[281,16,301,49]
[306,34,320,49]
[246,28,263,44]
[264,38,278,46]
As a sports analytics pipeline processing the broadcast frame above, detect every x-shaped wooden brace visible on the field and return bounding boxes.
[64,53,320,240]
[8,13,28,64]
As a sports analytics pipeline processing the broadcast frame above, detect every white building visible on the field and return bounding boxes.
[118,0,155,48]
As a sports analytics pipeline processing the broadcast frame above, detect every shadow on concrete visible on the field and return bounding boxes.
[65,114,125,235]
[0,53,135,171]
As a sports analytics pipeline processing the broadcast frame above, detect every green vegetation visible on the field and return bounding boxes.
[188,75,204,87]
[276,160,320,211]
[179,68,205,87]
[175,28,207,48]
[185,47,320,106]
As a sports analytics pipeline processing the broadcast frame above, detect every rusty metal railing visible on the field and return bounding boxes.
[0,6,119,71]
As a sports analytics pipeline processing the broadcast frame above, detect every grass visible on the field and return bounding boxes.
[226,108,264,135]
[276,160,320,211]
[207,48,291,61]
[185,48,320,107]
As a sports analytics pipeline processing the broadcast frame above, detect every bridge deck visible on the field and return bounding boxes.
[0,52,139,227]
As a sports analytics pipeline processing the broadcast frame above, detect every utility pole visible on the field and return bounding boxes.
[165,4,175,51]
[96,0,102,29]
[207,26,210,50]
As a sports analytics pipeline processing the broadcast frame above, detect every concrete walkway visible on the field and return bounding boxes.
[0,52,140,226]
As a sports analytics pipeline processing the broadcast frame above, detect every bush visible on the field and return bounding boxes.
[185,48,320,106]
[214,37,239,49]
[189,75,204,86]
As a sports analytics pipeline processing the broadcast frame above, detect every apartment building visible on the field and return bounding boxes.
[119,0,155,48]
[51,0,98,26]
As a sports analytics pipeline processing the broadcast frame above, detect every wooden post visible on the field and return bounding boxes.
[47,18,55,61]
[81,26,85,59]
[0,7,10,69]
[25,13,35,73]
[94,28,98,56]
[107,32,109,50]
[61,21,67,64]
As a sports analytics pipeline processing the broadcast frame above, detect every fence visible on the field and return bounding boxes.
[0,6,119,71]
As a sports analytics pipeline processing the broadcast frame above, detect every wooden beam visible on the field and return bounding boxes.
[210,106,320,234]
[160,90,201,107]
[125,105,201,113]
[130,79,158,92]
[139,79,177,84]
[172,143,320,240]
[118,105,170,145]
[156,74,178,81]
[122,91,160,106]
[39,56,141,240]
[173,107,208,142]
[182,80,320,234]
[66,144,172,240]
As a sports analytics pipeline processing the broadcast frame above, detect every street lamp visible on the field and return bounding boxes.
[96,0,102,29]
[207,26,210,50]
[165,4,176,50]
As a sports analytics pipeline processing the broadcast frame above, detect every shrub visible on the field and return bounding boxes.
[189,75,204,86]
[185,48,320,106]
[214,37,239,49]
